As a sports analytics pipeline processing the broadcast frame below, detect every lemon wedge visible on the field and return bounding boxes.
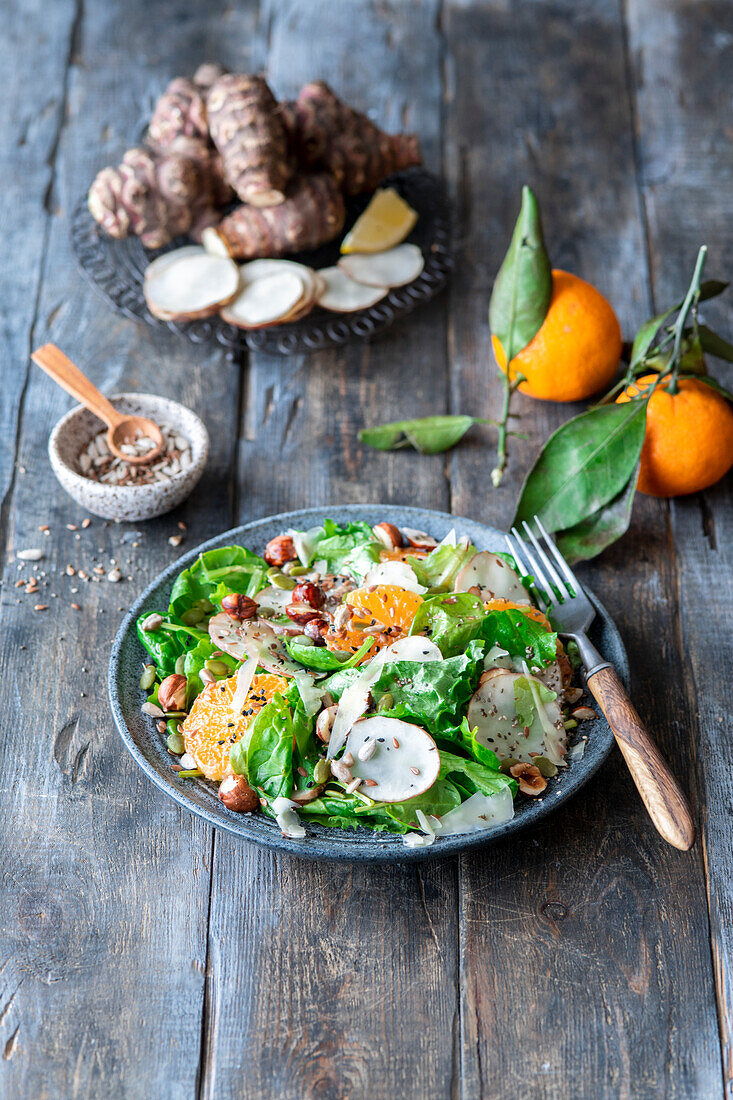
[340,188,418,254]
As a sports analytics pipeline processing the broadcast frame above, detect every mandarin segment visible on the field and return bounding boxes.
[346,584,423,632]
[181,671,288,781]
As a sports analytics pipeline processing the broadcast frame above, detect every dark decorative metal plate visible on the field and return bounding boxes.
[108,505,628,862]
[71,168,452,356]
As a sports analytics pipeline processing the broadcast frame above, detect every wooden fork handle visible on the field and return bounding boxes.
[31,343,123,430]
[586,665,695,851]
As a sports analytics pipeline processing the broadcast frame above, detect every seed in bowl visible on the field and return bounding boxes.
[77,425,192,486]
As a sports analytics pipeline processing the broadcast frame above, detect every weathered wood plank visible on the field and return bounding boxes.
[626,0,733,1091]
[442,0,722,1095]
[0,0,78,518]
[199,4,459,1098]
[0,1,255,1096]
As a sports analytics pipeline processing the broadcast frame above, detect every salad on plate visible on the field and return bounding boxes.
[136,517,589,847]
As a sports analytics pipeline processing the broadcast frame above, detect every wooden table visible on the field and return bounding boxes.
[2,1,731,1096]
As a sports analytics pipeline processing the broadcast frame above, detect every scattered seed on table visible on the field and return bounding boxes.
[34,604,48,611]
[81,518,91,528]
[71,604,81,610]
[168,535,183,547]
[107,567,122,583]
[67,524,77,531]
[17,548,44,561]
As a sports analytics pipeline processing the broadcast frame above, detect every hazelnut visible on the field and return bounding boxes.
[291,581,324,609]
[372,522,403,550]
[218,775,260,813]
[158,673,187,712]
[509,762,547,796]
[221,593,258,621]
[303,617,329,646]
[401,527,438,550]
[264,535,297,567]
[290,785,325,805]
[286,602,321,625]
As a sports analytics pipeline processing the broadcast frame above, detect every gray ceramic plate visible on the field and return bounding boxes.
[108,505,628,861]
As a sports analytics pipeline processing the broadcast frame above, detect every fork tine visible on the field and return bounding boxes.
[521,520,570,599]
[505,532,532,582]
[534,517,579,594]
[509,527,555,605]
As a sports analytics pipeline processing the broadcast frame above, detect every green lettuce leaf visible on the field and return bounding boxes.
[324,642,486,738]
[480,609,558,667]
[231,692,294,800]
[409,592,486,656]
[168,545,268,625]
[285,636,372,672]
[439,749,516,799]
[300,519,381,577]
[135,615,187,677]
[408,541,477,592]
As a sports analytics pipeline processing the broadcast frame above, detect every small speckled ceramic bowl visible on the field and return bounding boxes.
[49,392,209,521]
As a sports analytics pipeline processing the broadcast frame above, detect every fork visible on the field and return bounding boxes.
[506,517,695,851]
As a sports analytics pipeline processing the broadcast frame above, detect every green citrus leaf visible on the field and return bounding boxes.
[630,306,675,369]
[489,186,552,363]
[513,400,647,532]
[554,463,639,564]
[699,279,729,302]
[698,324,733,364]
[360,415,494,455]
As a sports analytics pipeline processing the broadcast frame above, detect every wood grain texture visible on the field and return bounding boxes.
[587,665,695,851]
[0,0,730,1097]
[625,0,733,1090]
[0,1,251,1096]
[198,5,460,1099]
[442,0,721,1095]
[0,0,78,521]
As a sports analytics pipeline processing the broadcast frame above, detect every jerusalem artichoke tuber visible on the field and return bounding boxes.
[206,73,292,207]
[282,81,421,195]
[88,143,224,249]
[203,173,345,260]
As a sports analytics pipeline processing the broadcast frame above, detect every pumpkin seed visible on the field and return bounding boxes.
[175,655,186,676]
[564,719,577,731]
[139,665,156,691]
[257,607,274,619]
[181,607,205,626]
[313,759,331,784]
[269,572,296,591]
[377,692,394,712]
[292,635,313,647]
[164,710,188,719]
[205,659,230,676]
[167,719,181,736]
[167,732,185,754]
[499,757,520,774]
[534,756,558,778]
[288,565,309,577]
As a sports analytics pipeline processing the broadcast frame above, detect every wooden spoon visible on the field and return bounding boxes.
[32,344,164,466]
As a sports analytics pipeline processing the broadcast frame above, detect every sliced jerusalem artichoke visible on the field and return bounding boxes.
[208,614,303,676]
[316,266,388,312]
[467,668,566,767]
[437,786,515,835]
[220,269,306,328]
[143,246,239,321]
[343,717,441,802]
[338,243,424,288]
[454,551,530,604]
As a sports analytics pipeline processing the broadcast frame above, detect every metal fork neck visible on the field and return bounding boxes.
[570,633,613,680]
